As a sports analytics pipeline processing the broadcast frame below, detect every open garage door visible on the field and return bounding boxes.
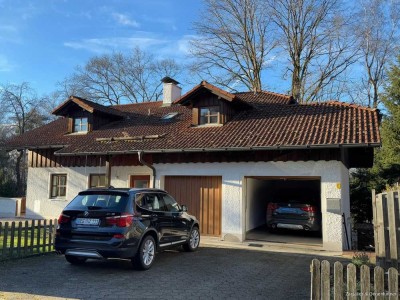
[164,176,222,236]
[245,177,322,246]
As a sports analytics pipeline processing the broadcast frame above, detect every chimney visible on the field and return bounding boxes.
[161,77,181,106]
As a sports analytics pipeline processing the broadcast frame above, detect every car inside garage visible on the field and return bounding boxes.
[245,177,322,246]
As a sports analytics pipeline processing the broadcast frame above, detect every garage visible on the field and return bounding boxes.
[245,176,322,246]
[164,176,222,236]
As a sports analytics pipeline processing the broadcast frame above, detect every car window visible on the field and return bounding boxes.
[136,193,163,211]
[160,193,180,212]
[67,193,128,211]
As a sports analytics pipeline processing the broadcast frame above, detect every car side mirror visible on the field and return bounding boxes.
[181,205,188,212]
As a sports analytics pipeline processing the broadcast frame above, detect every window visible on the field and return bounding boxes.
[130,175,150,188]
[161,112,179,120]
[199,107,219,125]
[135,193,163,211]
[50,174,67,198]
[160,193,180,212]
[89,174,106,188]
[73,117,88,132]
[66,193,128,210]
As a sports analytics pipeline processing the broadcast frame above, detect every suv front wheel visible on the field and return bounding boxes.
[183,227,200,252]
[132,235,156,270]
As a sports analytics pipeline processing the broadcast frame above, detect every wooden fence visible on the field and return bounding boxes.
[311,259,398,300]
[372,189,400,269]
[0,219,57,261]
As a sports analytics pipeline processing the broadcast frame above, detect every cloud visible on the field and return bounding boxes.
[0,25,17,32]
[112,13,139,27]
[64,36,167,53]
[177,35,197,55]
[0,55,14,72]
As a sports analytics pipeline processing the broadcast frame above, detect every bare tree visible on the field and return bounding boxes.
[269,0,358,103]
[60,47,181,105]
[0,82,47,196]
[190,0,276,92]
[354,0,400,108]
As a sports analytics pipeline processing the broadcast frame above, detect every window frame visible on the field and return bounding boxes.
[50,174,67,198]
[199,106,220,125]
[89,174,106,188]
[73,117,88,133]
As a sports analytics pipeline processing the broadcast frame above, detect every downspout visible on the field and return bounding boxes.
[138,151,156,188]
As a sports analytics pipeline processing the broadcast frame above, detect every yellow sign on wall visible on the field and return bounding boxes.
[336,183,341,189]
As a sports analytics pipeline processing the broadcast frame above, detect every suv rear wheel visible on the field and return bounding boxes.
[132,235,156,270]
[65,255,87,265]
[183,227,200,252]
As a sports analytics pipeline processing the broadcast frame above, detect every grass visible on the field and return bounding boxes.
[0,223,55,259]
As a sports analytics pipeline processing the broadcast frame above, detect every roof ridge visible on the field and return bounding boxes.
[113,101,163,108]
[308,100,378,112]
[234,90,291,99]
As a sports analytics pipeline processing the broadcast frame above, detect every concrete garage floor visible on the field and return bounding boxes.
[246,225,322,247]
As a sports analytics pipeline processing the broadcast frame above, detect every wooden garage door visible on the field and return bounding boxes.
[164,176,222,236]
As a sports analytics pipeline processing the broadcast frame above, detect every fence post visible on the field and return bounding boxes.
[374,266,385,300]
[347,263,357,300]
[24,220,28,256]
[311,259,321,300]
[388,267,398,300]
[30,219,35,254]
[2,222,8,259]
[321,260,330,300]
[334,261,343,300]
[386,191,399,269]
[374,193,386,267]
[360,264,370,300]
[9,221,15,258]
[36,219,41,254]
[17,221,22,258]
[48,219,53,252]
[42,220,47,253]
[0,222,2,260]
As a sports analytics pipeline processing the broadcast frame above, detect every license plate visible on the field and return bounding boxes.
[75,218,100,226]
[277,223,303,230]
[278,208,298,214]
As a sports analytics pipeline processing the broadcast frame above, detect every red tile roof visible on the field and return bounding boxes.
[5,88,381,155]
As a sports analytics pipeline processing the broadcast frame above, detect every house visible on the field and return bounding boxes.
[4,77,380,251]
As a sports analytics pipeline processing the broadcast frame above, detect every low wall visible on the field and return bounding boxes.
[0,197,21,217]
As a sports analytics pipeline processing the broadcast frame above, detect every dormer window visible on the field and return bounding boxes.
[200,107,219,125]
[74,117,88,132]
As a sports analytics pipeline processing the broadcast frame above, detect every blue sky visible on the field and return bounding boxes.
[0,0,204,96]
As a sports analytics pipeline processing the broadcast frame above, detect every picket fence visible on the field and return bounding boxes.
[372,189,400,269]
[0,219,57,260]
[311,259,398,300]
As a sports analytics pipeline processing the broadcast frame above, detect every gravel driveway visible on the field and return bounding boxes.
[0,246,333,300]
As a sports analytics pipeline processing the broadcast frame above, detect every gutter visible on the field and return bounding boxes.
[138,151,156,188]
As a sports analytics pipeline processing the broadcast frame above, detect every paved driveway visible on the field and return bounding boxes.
[0,246,331,300]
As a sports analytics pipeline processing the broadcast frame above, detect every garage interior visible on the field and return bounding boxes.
[245,177,323,246]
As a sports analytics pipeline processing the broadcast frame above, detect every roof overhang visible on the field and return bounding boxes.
[52,143,381,156]
[174,81,236,105]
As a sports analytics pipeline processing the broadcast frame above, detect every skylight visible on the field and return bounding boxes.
[161,112,179,120]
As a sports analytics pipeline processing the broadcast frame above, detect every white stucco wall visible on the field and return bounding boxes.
[25,166,153,219]
[25,160,350,251]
